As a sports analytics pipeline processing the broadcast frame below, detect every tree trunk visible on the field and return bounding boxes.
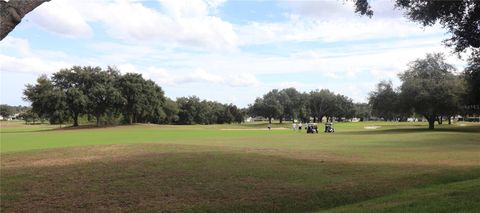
[129,114,133,125]
[313,117,316,123]
[437,116,443,125]
[0,0,50,40]
[428,120,434,129]
[448,116,452,125]
[96,114,100,126]
[268,117,272,124]
[427,115,435,130]
[73,113,79,127]
[279,117,283,124]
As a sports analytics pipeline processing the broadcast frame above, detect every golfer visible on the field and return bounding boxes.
[292,122,297,131]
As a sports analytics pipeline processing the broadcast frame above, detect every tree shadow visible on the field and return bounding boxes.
[0,124,123,134]
[2,147,480,212]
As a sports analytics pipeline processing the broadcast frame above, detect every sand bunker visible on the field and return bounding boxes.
[364,126,381,129]
[221,127,288,131]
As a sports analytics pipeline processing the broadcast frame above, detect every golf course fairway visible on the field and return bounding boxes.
[1,121,479,212]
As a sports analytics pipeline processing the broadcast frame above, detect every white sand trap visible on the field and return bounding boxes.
[458,123,467,126]
[221,127,288,131]
[364,126,381,129]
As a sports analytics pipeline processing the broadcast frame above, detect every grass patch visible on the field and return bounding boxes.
[1,121,479,212]
[2,144,479,212]
[324,178,480,213]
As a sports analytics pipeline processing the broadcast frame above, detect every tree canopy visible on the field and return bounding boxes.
[24,66,245,126]
[354,0,480,54]
[370,53,467,129]
[175,96,244,125]
[369,81,400,121]
[463,54,480,114]
[248,88,358,124]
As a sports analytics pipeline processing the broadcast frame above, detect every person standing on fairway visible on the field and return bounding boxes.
[293,122,297,131]
[298,122,302,131]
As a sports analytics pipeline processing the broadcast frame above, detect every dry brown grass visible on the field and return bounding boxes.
[2,142,478,171]
[1,143,479,212]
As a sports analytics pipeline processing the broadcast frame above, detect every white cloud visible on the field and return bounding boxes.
[279,0,403,19]
[227,73,260,87]
[0,37,31,56]
[236,14,444,45]
[90,42,157,65]
[114,64,259,88]
[25,0,441,50]
[0,37,71,75]
[164,68,261,87]
[0,55,70,75]
[158,0,226,16]
[28,0,237,51]
[117,63,139,75]
[278,0,357,19]
[29,0,93,38]
[176,69,224,84]
[148,66,171,80]
[160,0,209,17]
[272,81,306,90]
[236,0,442,46]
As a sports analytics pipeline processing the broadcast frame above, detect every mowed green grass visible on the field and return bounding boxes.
[1,121,479,212]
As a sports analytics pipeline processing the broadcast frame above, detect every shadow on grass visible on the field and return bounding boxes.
[0,128,55,134]
[2,148,480,212]
[0,124,128,133]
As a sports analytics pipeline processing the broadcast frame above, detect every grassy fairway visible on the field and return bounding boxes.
[1,121,479,212]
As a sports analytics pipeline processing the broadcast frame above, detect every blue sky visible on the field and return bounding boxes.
[0,0,466,107]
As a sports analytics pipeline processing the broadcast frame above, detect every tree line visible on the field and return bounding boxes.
[248,52,479,130]
[19,52,480,130]
[368,53,479,129]
[0,104,28,119]
[23,66,245,126]
[22,65,365,127]
[247,88,361,124]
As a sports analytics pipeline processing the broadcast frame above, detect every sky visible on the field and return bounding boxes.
[0,0,467,107]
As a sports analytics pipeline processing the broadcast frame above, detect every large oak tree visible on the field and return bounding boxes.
[399,53,466,129]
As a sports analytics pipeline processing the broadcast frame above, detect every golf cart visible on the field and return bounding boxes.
[324,122,335,133]
[306,123,318,134]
